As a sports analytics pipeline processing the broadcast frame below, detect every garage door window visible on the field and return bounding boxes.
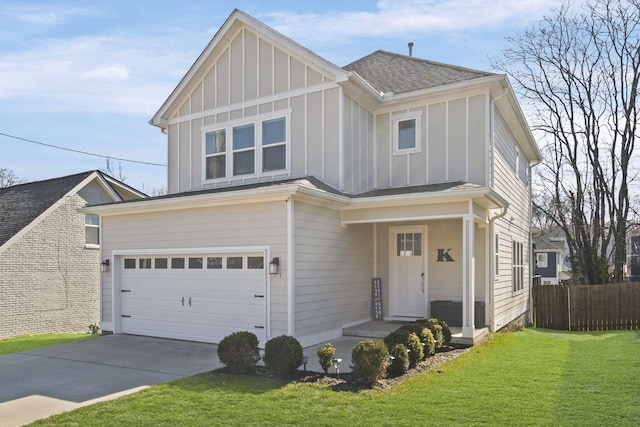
[139,258,152,269]
[124,258,136,269]
[171,258,185,269]
[189,257,203,269]
[207,257,222,269]
[248,256,264,269]
[155,258,168,269]
[227,257,243,269]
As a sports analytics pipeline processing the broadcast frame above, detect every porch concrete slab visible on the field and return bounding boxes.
[0,335,220,427]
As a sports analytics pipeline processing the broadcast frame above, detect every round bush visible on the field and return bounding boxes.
[316,343,336,375]
[388,343,409,376]
[430,318,452,345]
[217,331,259,374]
[351,339,389,383]
[431,323,444,349]
[405,332,424,368]
[263,335,303,376]
[421,327,436,357]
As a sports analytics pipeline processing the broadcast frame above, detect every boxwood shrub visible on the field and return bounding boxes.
[263,335,303,376]
[217,331,259,374]
[351,339,389,383]
[388,343,409,376]
[316,343,336,375]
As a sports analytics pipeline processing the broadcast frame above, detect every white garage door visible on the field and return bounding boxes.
[119,252,266,344]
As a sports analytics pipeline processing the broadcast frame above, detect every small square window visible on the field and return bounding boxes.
[189,257,203,269]
[227,257,243,269]
[393,112,422,155]
[207,257,222,269]
[139,258,152,269]
[124,258,136,269]
[171,258,185,269]
[248,256,264,269]
[398,119,416,150]
[155,258,168,269]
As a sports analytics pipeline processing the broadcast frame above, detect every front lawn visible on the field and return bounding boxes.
[0,333,95,356]
[30,329,640,426]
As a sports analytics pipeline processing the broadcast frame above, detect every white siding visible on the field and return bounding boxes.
[293,201,373,339]
[100,200,289,337]
[492,111,532,330]
[342,94,375,194]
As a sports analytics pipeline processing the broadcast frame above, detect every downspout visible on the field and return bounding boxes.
[527,158,542,326]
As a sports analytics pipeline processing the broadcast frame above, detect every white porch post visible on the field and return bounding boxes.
[462,215,475,338]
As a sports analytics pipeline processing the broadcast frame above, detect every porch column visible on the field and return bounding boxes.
[462,215,475,338]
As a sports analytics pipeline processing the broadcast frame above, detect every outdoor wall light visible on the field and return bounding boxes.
[100,259,110,273]
[268,257,280,276]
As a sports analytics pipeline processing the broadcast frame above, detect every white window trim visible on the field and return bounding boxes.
[84,214,100,248]
[392,111,422,156]
[202,110,291,184]
[512,240,524,293]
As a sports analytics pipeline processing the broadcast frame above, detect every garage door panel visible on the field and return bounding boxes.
[120,252,266,343]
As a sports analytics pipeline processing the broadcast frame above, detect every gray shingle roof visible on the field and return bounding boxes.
[343,50,496,95]
[0,171,94,247]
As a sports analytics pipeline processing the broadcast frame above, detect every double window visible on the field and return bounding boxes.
[204,114,288,181]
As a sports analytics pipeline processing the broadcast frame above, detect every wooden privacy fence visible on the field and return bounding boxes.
[532,282,640,331]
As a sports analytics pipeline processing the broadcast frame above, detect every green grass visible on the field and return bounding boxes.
[0,333,94,356]
[30,329,640,426]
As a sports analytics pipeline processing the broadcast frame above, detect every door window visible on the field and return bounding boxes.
[397,232,422,257]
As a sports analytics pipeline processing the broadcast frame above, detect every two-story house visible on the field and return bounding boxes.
[87,10,541,347]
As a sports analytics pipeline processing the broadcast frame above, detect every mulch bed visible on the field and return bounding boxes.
[214,344,472,392]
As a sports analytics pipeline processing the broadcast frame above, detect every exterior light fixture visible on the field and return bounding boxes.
[332,358,342,378]
[100,259,110,273]
[302,355,309,372]
[268,257,280,276]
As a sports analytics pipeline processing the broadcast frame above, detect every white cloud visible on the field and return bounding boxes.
[3,4,93,25]
[82,65,130,81]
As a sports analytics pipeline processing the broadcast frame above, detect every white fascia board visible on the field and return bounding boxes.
[83,182,349,216]
[345,71,384,101]
[344,187,508,211]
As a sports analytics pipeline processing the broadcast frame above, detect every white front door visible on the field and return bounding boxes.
[390,226,427,317]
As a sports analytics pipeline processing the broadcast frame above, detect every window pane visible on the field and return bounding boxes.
[263,118,285,145]
[85,227,99,245]
[234,150,255,175]
[248,256,264,269]
[397,234,404,256]
[405,233,413,256]
[414,233,422,256]
[206,155,226,179]
[233,124,255,150]
[398,119,416,150]
[155,258,168,269]
[189,257,203,269]
[263,145,286,172]
[139,258,152,269]
[205,130,225,154]
[85,214,99,226]
[227,256,243,269]
[171,258,185,269]
[207,257,222,269]
[124,258,136,269]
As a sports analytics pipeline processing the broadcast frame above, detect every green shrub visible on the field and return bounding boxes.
[429,318,452,345]
[421,327,436,357]
[405,332,424,368]
[217,331,259,374]
[351,339,389,383]
[316,343,336,375]
[431,323,444,349]
[263,335,303,376]
[388,343,409,376]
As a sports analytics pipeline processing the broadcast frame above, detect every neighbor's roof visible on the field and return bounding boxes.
[534,236,564,251]
[0,171,94,247]
[343,50,496,95]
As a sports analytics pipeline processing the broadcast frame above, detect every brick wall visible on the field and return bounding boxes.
[0,193,101,338]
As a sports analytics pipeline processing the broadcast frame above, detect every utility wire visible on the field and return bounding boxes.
[0,131,166,167]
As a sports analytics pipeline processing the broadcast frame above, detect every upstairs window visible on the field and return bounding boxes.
[85,214,99,246]
[393,111,422,155]
[203,113,289,182]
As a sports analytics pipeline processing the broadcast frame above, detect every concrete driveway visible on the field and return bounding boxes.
[0,335,220,426]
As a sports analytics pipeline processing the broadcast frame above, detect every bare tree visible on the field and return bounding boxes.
[100,159,128,183]
[492,0,640,284]
[0,168,23,188]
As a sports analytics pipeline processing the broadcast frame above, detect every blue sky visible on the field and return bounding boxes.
[0,0,563,192]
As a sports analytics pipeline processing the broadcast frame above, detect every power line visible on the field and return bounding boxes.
[0,131,166,167]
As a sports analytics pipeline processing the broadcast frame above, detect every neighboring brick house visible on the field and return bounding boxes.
[0,171,144,338]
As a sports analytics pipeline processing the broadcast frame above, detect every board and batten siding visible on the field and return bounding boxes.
[342,94,375,194]
[492,110,532,330]
[165,25,344,194]
[100,200,289,337]
[374,93,488,190]
[293,201,373,341]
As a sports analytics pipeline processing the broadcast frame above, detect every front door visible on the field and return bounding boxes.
[390,226,427,317]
